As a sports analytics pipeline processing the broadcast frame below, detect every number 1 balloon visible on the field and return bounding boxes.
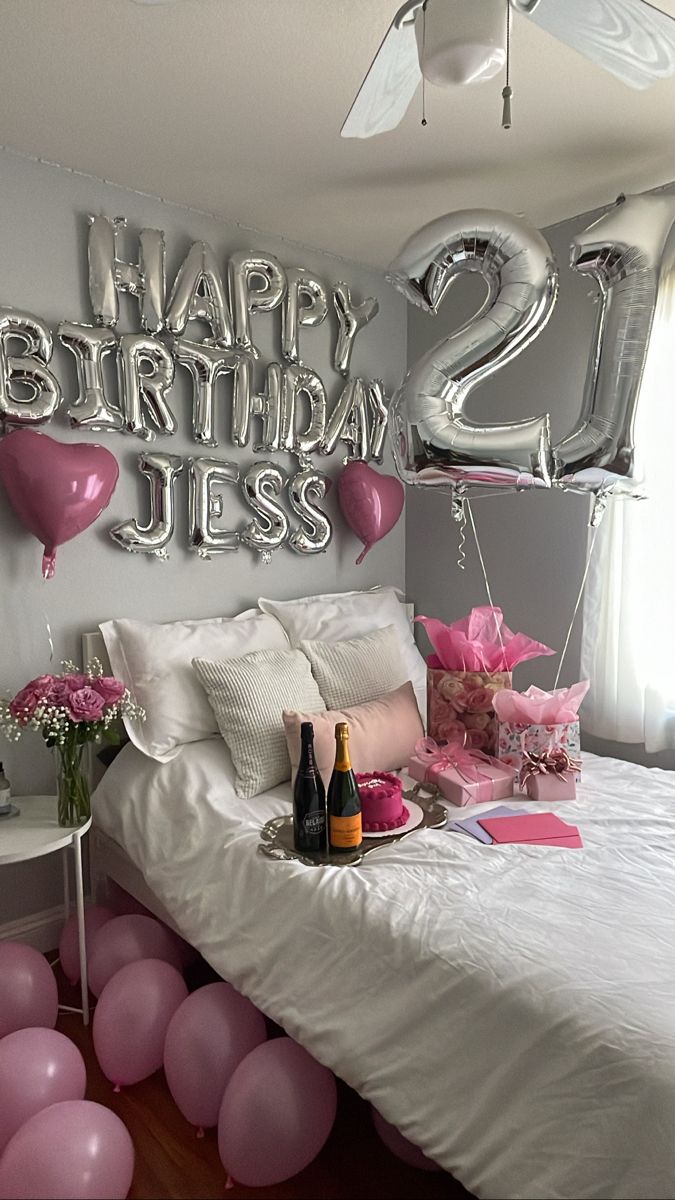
[0,428,119,578]
[555,191,675,499]
[387,209,558,490]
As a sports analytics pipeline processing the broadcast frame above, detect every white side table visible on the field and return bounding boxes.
[0,796,92,1025]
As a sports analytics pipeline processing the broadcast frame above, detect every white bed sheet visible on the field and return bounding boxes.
[93,743,675,1200]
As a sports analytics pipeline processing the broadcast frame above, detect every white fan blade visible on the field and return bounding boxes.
[341,13,422,138]
[519,0,675,90]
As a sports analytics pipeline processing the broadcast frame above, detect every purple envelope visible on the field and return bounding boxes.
[447,805,523,845]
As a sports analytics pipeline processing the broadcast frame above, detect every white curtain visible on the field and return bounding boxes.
[581,274,675,750]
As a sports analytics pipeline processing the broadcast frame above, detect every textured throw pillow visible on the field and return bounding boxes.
[259,588,427,719]
[100,610,289,762]
[193,648,326,799]
[283,682,424,789]
[299,625,407,711]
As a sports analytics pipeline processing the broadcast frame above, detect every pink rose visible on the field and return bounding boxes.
[437,718,467,743]
[9,675,55,722]
[466,687,495,713]
[466,729,488,750]
[437,675,465,702]
[68,687,105,724]
[65,674,90,691]
[463,712,491,732]
[46,679,74,707]
[90,676,125,706]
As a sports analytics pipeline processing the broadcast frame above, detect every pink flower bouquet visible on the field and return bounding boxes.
[1,659,144,826]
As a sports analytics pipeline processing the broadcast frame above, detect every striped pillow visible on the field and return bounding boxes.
[193,648,325,799]
[299,624,408,711]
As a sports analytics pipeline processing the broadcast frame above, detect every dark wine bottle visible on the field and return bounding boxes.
[328,722,363,855]
[293,722,327,855]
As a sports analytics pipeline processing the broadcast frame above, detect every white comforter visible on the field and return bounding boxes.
[93,743,675,1200]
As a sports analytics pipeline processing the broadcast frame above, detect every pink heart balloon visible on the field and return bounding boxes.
[0,429,119,578]
[337,461,404,565]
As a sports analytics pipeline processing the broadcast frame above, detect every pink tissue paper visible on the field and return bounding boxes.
[492,682,590,725]
[415,607,555,674]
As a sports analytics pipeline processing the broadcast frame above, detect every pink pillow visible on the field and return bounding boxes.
[283,682,423,788]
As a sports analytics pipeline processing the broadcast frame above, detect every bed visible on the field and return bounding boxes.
[90,724,675,1200]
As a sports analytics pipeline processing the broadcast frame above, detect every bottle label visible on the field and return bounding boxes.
[329,813,362,849]
[303,811,326,836]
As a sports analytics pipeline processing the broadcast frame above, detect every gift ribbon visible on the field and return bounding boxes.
[414,735,496,802]
[519,747,582,789]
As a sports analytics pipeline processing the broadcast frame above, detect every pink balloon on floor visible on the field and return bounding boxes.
[164,982,267,1129]
[0,942,58,1038]
[371,1107,440,1171]
[93,958,188,1087]
[218,1037,337,1187]
[337,460,404,565]
[0,428,119,579]
[59,904,114,985]
[0,1028,86,1153]
[0,1100,134,1200]
[88,913,185,996]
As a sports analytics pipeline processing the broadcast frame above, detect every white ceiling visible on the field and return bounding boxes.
[1,0,675,267]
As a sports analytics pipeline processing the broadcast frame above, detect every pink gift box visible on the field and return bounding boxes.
[408,737,517,808]
[524,772,577,802]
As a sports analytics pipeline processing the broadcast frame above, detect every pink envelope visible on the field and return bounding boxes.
[479,812,578,844]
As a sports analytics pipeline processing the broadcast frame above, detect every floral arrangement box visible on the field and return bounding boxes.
[427,668,510,756]
[408,736,517,808]
[416,607,554,757]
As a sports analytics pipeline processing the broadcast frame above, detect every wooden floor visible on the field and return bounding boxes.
[56,965,472,1200]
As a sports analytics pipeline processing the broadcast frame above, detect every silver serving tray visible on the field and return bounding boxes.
[258,786,447,868]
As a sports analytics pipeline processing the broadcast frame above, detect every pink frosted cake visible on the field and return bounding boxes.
[356,772,409,833]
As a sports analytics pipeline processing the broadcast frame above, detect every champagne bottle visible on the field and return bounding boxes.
[293,722,327,855]
[328,723,363,854]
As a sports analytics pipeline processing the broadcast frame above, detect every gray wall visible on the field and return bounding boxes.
[404,204,675,771]
[0,151,407,924]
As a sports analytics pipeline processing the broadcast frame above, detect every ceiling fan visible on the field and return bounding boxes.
[341,0,675,139]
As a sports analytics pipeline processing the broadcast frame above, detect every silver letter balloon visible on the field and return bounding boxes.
[386,209,558,491]
[0,308,62,428]
[109,451,183,557]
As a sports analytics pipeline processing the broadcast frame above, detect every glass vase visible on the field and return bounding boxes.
[55,742,90,827]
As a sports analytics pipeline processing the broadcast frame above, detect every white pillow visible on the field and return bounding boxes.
[258,588,427,718]
[299,625,407,711]
[192,648,326,800]
[100,610,289,762]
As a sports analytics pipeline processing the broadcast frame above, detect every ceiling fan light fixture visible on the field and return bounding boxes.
[415,0,506,86]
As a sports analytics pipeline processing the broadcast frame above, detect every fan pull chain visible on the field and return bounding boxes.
[502,0,513,128]
[421,1,428,126]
